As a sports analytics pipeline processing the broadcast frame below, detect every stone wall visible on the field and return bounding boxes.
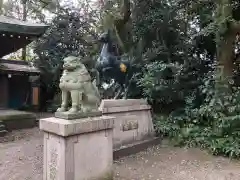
[99,99,155,149]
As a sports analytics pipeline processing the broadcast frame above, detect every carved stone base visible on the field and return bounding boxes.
[54,110,102,120]
[99,99,155,149]
[40,116,114,180]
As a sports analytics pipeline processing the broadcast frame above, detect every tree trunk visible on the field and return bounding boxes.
[22,0,27,60]
[215,0,235,85]
[114,0,131,53]
[217,34,236,80]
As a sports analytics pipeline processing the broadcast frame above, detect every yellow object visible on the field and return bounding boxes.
[32,87,39,105]
[120,63,127,72]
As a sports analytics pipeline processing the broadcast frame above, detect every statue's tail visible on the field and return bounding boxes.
[92,79,101,99]
[92,79,97,87]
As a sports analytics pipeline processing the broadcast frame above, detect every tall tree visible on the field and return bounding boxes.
[179,0,240,85]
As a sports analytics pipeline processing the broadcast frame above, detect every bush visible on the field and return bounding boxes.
[154,72,240,158]
[136,60,208,113]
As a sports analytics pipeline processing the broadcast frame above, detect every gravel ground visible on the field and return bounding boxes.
[1,128,240,180]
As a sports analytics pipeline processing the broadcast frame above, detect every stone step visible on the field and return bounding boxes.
[0,130,7,137]
[0,121,7,137]
[0,124,5,129]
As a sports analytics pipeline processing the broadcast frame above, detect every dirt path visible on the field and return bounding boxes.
[1,128,240,180]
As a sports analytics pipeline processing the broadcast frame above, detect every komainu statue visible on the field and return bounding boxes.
[56,56,101,115]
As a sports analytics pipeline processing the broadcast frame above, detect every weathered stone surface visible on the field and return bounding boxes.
[99,99,148,110]
[54,110,102,120]
[56,56,101,115]
[40,115,114,137]
[0,109,36,120]
[99,99,155,149]
[0,110,36,131]
[40,116,114,180]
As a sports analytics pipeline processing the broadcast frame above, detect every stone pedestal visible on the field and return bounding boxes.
[39,115,114,180]
[99,99,155,149]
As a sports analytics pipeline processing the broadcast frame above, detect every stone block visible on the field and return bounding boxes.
[54,110,102,120]
[0,110,36,130]
[40,115,114,180]
[99,99,155,149]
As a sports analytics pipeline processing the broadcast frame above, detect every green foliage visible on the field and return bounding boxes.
[132,0,186,64]
[130,0,203,101]
[133,0,240,159]
[136,59,209,112]
[137,61,183,104]
[33,8,99,97]
[154,70,240,158]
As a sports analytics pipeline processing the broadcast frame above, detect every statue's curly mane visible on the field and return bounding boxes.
[64,56,84,67]
[61,56,91,82]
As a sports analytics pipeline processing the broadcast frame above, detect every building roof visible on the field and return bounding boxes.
[0,15,49,35]
[0,59,40,74]
[0,16,49,57]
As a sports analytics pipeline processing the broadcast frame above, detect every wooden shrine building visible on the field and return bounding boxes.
[0,15,48,110]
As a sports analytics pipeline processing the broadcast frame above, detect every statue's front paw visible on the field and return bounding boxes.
[57,107,67,112]
[68,107,78,113]
[81,106,91,113]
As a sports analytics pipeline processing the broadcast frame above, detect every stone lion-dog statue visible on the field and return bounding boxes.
[56,56,101,114]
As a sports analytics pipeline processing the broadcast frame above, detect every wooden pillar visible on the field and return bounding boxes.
[31,82,40,111]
